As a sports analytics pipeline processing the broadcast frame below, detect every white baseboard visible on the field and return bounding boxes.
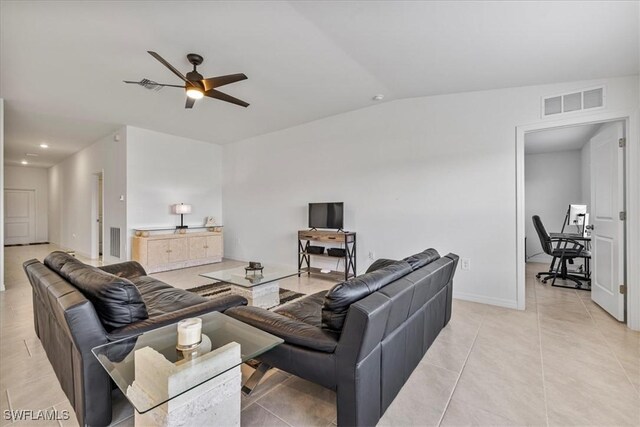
[527,254,553,263]
[453,291,519,310]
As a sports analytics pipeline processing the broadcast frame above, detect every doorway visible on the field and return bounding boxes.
[516,113,638,330]
[4,189,36,245]
[92,172,104,261]
[524,121,625,322]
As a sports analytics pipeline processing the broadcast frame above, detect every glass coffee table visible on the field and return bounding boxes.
[92,312,283,426]
[200,265,300,308]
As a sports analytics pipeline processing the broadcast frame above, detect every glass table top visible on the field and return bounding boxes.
[200,265,300,288]
[92,312,283,413]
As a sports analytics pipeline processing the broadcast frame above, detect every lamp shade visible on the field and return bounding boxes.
[174,203,192,214]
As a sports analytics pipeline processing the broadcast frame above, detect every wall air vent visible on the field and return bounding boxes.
[542,86,605,118]
[110,227,121,258]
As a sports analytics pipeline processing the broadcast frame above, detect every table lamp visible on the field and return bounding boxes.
[173,203,192,229]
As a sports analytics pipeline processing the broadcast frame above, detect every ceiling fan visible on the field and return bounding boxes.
[124,51,249,109]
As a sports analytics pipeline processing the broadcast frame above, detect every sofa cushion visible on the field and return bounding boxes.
[275,290,327,328]
[44,251,82,273]
[58,261,148,331]
[366,258,398,273]
[322,260,412,332]
[227,306,339,353]
[99,261,147,279]
[131,276,212,317]
[403,248,440,270]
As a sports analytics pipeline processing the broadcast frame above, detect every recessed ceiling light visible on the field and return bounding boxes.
[372,94,384,101]
[21,160,28,165]
[40,143,49,148]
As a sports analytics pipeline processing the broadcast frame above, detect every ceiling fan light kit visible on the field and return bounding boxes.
[124,51,249,109]
[186,87,204,99]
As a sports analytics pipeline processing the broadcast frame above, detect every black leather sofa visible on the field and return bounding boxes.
[227,249,459,427]
[23,251,247,427]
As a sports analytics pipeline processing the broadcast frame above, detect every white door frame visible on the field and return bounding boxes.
[516,109,640,330]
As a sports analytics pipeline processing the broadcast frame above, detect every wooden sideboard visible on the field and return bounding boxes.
[132,231,223,273]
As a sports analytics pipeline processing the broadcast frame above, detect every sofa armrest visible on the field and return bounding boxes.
[226,306,338,353]
[98,261,147,279]
[107,295,247,340]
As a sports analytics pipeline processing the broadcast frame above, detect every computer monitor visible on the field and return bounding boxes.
[568,204,587,225]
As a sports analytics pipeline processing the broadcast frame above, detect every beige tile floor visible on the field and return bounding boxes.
[1,245,639,426]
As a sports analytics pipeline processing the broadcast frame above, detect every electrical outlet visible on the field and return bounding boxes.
[461,258,471,271]
[368,251,376,260]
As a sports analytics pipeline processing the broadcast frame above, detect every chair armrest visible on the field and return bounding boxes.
[107,295,247,340]
[226,306,338,353]
[550,238,585,251]
[99,261,147,279]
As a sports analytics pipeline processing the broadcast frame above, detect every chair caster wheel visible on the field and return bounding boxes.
[536,274,541,279]
[542,279,547,284]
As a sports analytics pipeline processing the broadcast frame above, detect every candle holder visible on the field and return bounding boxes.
[176,317,202,351]
[176,334,212,362]
[176,340,202,352]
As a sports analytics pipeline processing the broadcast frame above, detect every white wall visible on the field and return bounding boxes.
[48,128,127,261]
[223,75,639,309]
[4,166,49,243]
[0,99,4,291]
[524,150,583,263]
[126,127,223,256]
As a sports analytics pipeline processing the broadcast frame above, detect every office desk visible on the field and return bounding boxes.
[549,232,591,242]
[549,232,591,281]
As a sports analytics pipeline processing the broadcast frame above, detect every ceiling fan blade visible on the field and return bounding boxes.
[185,97,196,109]
[202,73,248,91]
[123,80,185,89]
[155,83,186,88]
[204,89,249,107]
[147,51,194,86]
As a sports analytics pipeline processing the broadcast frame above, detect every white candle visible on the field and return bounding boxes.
[177,318,202,347]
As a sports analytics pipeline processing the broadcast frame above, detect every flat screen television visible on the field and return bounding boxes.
[309,202,344,230]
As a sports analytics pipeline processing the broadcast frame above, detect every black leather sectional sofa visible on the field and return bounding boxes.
[23,251,247,427]
[227,248,459,427]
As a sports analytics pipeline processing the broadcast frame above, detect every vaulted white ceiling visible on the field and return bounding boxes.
[1,1,638,167]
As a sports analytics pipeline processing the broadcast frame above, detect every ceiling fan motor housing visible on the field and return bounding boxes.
[186,70,204,84]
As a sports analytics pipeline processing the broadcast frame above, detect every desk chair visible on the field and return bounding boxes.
[532,215,591,290]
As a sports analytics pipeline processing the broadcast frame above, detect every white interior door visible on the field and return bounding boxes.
[4,189,36,245]
[590,122,625,321]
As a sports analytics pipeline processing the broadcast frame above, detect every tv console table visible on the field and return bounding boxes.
[298,230,356,281]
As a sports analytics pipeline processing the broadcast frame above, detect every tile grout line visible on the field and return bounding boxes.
[421,360,464,376]
[534,278,550,427]
[52,403,63,427]
[255,402,295,427]
[436,313,484,426]
[575,291,640,398]
[5,389,13,425]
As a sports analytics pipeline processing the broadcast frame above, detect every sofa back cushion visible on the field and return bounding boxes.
[403,248,440,270]
[44,251,79,273]
[365,258,398,273]
[322,260,412,332]
[45,252,148,331]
